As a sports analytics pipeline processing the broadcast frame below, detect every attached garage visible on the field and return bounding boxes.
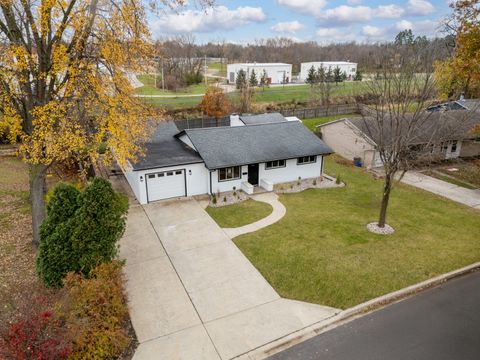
[146,169,186,202]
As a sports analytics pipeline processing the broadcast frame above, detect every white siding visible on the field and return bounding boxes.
[177,134,196,150]
[210,165,248,194]
[132,163,209,204]
[445,140,462,159]
[123,161,142,201]
[226,63,292,84]
[300,61,357,82]
[258,158,322,184]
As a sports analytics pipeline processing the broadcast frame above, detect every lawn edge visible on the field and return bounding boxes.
[233,261,480,360]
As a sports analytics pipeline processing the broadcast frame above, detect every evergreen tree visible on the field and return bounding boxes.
[249,69,258,87]
[306,65,317,86]
[37,184,82,287]
[342,71,348,82]
[259,69,269,90]
[71,177,128,277]
[333,66,343,84]
[354,69,363,81]
[316,66,326,83]
[236,69,247,89]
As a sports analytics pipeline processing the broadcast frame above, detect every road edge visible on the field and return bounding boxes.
[234,262,480,360]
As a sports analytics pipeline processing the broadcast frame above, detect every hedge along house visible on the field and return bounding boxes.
[318,111,480,169]
[226,63,292,85]
[299,61,357,82]
[123,113,333,204]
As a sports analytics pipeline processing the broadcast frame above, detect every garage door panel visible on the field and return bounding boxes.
[147,170,186,202]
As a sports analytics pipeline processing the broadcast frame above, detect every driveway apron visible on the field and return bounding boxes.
[120,199,339,360]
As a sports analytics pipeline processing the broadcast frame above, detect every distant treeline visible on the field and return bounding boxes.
[155,34,454,74]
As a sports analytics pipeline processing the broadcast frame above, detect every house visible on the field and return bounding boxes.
[226,63,292,85]
[318,111,480,169]
[426,98,480,112]
[299,61,357,82]
[123,113,333,204]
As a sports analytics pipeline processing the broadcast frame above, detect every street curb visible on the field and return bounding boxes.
[234,262,480,360]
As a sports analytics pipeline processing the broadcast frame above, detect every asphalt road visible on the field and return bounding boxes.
[269,271,480,360]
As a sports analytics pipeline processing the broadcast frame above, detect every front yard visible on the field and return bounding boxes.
[206,199,272,228]
[225,156,480,309]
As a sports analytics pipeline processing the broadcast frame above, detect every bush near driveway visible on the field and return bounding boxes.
[37,178,128,287]
[235,157,480,309]
[61,261,130,360]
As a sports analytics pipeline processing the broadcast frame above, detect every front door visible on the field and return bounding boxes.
[248,164,259,186]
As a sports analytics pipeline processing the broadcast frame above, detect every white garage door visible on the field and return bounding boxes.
[146,169,186,202]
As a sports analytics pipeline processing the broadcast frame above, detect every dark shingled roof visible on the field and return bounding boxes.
[239,112,287,125]
[347,110,480,146]
[131,122,203,171]
[178,121,333,169]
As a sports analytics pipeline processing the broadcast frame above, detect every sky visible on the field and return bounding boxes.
[149,0,452,44]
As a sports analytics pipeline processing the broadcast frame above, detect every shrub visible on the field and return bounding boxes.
[184,72,203,86]
[212,194,217,205]
[37,184,82,287]
[297,176,301,186]
[0,296,72,360]
[71,178,128,277]
[37,178,128,287]
[223,196,227,203]
[336,175,342,184]
[313,178,317,186]
[61,261,130,360]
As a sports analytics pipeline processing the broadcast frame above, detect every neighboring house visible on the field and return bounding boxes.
[426,98,480,112]
[226,63,292,84]
[299,61,357,82]
[123,113,332,204]
[318,111,480,169]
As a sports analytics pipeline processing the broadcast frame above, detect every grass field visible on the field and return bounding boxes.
[226,156,480,309]
[208,62,227,76]
[135,74,211,96]
[206,199,273,228]
[302,114,360,131]
[139,81,369,109]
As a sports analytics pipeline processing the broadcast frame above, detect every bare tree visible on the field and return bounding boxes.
[357,41,468,230]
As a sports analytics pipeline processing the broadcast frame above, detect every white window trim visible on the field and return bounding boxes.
[265,159,286,170]
[218,166,241,182]
[297,155,317,165]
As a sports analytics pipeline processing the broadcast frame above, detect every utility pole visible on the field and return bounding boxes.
[204,54,207,87]
[161,58,165,92]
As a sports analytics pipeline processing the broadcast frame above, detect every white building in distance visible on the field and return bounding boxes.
[299,61,357,82]
[227,63,292,85]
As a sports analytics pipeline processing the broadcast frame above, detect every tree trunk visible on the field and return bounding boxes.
[30,163,48,247]
[378,172,393,228]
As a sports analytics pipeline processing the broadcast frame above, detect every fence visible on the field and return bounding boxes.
[280,103,359,119]
[174,116,230,131]
[174,103,361,130]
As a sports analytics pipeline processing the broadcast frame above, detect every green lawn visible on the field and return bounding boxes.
[233,156,480,309]
[135,74,209,96]
[139,81,369,110]
[206,199,273,228]
[302,114,360,131]
[208,62,227,76]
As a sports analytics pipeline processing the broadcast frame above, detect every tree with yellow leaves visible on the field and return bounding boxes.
[435,0,480,99]
[0,0,212,246]
[199,86,231,127]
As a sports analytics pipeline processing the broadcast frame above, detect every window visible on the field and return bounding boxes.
[148,174,155,179]
[166,171,173,176]
[297,155,316,165]
[265,159,286,169]
[218,166,241,181]
[175,170,182,175]
[450,141,457,153]
[158,173,164,177]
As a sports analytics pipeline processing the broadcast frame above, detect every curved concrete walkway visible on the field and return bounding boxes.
[223,192,286,239]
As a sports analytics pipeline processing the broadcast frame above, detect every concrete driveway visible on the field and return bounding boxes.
[401,171,480,209]
[120,199,339,360]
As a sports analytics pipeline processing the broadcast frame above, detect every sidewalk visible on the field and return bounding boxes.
[223,193,286,238]
[400,171,480,209]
